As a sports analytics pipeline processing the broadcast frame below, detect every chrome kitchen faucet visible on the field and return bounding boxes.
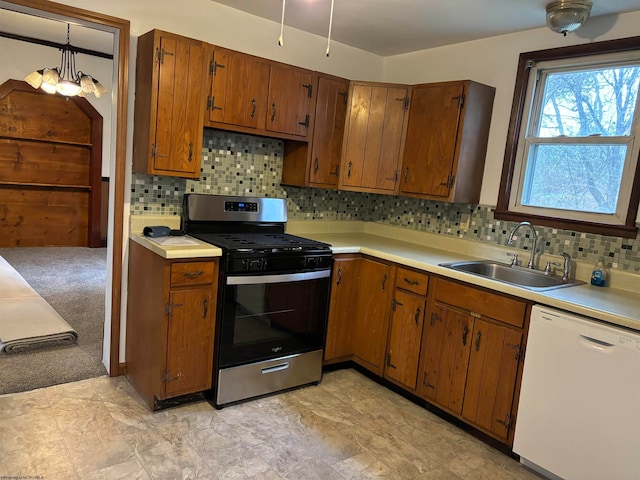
[507,221,538,269]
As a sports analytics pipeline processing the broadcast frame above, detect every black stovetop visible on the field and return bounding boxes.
[190,232,331,254]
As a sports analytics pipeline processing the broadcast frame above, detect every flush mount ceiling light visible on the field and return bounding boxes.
[24,24,107,98]
[546,0,593,36]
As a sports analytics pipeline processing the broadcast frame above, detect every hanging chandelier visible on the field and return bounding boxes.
[24,24,107,98]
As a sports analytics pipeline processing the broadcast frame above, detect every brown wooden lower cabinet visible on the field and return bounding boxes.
[323,254,395,377]
[384,267,429,392]
[324,255,360,362]
[418,277,528,444]
[322,256,530,446]
[126,240,218,410]
[351,257,395,376]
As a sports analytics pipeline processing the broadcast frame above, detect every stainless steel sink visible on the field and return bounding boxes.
[439,260,585,291]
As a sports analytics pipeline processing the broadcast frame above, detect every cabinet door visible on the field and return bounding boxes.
[400,83,464,197]
[164,287,215,398]
[351,258,394,375]
[266,64,314,137]
[309,76,349,187]
[420,302,472,415]
[324,256,360,362]
[153,33,205,177]
[385,289,425,391]
[462,318,522,441]
[207,48,269,129]
[341,84,409,192]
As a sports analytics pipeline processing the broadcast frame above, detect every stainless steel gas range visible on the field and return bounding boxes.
[181,193,332,407]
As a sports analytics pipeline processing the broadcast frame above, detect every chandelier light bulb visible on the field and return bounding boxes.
[24,24,107,98]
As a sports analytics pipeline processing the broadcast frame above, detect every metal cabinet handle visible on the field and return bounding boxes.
[336,267,342,285]
[381,273,388,291]
[462,324,469,346]
[271,102,277,122]
[404,167,409,183]
[314,157,319,174]
[182,271,204,279]
[250,98,256,118]
[347,161,353,178]
[414,307,421,325]
[202,298,208,319]
[403,277,419,286]
[475,330,482,352]
[188,141,193,162]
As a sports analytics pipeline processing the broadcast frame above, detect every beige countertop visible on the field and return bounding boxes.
[130,216,639,331]
[130,233,222,259]
[287,221,640,332]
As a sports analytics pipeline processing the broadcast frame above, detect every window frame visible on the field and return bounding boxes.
[495,37,640,239]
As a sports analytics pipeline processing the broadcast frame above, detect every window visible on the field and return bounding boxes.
[496,38,640,238]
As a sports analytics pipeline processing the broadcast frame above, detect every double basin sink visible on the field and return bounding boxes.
[439,260,585,291]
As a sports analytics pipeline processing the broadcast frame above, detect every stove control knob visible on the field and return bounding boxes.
[241,259,249,270]
[305,256,318,267]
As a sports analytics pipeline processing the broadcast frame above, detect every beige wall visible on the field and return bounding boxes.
[381,11,640,208]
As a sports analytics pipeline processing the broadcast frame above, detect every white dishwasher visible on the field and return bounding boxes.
[513,305,640,480]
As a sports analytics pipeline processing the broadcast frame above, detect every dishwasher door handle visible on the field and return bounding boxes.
[580,335,615,348]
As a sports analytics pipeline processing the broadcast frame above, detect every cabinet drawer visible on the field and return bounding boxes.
[396,267,429,296]
[170,261,215,287]
[433,277,526,328]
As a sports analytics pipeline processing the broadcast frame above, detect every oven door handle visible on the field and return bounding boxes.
[227,269,330,285]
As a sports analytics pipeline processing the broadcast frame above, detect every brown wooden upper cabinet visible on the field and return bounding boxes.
[281,74,349,188]
[205,47,270,131]
[133,29,207,179]
[400,80,495,203]
[266,63,317,139]
[339,82,410,194]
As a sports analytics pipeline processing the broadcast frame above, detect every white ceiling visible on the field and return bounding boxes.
[1,1,640,58]
[0,7,114,55]
[211,0,640,56]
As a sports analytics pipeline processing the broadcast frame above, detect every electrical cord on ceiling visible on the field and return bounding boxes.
[278,0,286,46]
[326,0,334,57]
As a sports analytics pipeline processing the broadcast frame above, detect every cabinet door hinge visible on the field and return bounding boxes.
[162,370,183,383]
[207,96,223,112]
[507,342,523,361]
[298,114,310,129]
[392,298,404,312]
[423,372,435,389]
[151,144,169,160]
[496,415,514,431]
[156,47,174,64]
[439,174,455,189]
[165,302,183,317]
[301,83,313,98]
[452,93,465,109]
[396,96,410,110]
[386,353,397,369]
[210,60,225,75]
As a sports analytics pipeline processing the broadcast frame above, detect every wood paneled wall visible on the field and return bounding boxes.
[0,79,103,247]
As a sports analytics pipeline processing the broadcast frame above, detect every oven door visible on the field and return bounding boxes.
[218,269,331,368]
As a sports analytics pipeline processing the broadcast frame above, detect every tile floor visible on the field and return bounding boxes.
[0,369,543,480]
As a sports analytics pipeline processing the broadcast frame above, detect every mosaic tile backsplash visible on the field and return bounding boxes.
[131,129,639,272]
